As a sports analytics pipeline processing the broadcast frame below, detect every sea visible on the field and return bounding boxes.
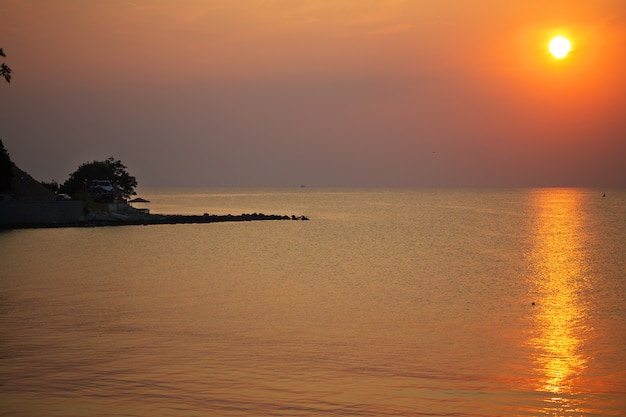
[1,188,625,416]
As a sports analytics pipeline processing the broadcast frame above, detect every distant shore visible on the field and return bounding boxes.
[1,210,309,230]
[87,212,310,227]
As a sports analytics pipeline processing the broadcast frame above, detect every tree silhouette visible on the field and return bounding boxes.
[0,48,12,84]
[60,157,138,200]
[0,139,14,192]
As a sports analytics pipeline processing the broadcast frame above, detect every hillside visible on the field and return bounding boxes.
[8,164,56,201]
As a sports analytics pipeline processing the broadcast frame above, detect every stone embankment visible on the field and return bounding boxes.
[1,206,308,230]
[87,212,309,227]
[0,200,85,229]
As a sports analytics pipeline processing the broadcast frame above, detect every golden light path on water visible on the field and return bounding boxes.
[528,189,590,414]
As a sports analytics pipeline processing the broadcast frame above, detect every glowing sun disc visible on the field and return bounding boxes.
[549,36,571,59]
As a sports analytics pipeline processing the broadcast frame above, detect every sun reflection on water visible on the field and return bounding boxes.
[528,189,590,412]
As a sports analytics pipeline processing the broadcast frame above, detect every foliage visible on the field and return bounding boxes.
[40,179,60,193]
[0,48,12,84]
[0,139,14,192]
[60,157,137,200]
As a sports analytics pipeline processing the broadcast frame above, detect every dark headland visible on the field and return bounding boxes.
[1,210,309,230]
[1,163,308,230]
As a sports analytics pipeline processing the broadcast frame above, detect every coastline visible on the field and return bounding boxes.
[1,210,309,231]
[87,212,309,227]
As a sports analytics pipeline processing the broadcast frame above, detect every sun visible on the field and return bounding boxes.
[549,36,571,59]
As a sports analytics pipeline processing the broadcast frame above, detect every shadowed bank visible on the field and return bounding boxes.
[0,145,308,229]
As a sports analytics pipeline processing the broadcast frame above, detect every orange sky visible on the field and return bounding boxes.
[1,0,625,187]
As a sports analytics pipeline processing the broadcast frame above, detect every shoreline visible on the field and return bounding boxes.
[1,211,309,231]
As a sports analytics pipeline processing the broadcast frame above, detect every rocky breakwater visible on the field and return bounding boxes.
[86,211,309,227]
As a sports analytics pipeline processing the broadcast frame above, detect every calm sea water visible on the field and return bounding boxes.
[1,188,625,416]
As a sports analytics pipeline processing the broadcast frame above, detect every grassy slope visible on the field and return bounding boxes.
[9,164,56,201]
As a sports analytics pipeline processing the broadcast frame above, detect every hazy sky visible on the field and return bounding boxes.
[1,0,625,188]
